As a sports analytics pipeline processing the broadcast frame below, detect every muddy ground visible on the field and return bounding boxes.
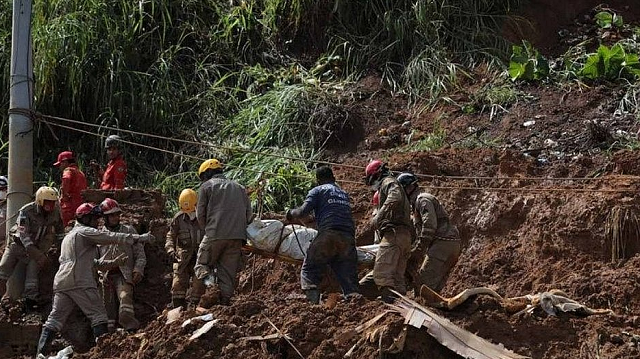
[3,2,640,359]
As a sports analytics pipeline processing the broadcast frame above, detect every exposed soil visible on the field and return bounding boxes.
[4,2,640,359]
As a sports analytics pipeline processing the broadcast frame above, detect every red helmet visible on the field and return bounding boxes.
[365,160,386,185]
[372,191,380,206]
[100,198,122,215]
[75,203,102,218]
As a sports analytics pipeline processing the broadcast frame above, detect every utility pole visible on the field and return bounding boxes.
[7,0,34,236]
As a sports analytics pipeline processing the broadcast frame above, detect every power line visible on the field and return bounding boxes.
[41,118,638,194]
[39,113,640,183]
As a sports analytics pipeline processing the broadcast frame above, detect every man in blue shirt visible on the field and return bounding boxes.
[286,166,359,303]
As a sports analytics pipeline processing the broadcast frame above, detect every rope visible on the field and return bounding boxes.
[38,113,640,183]
[40,113,361,170]
[40,118,639,193]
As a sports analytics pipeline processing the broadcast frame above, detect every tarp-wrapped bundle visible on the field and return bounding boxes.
[246,219,377,264]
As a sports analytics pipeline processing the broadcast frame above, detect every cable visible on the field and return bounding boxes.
[39,113,640,183]
[41,119,638,194]
[40,113,362,170]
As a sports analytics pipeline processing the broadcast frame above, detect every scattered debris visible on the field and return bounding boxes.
[165,307,182,325]
[391,290,530,359]
[181,313,215,328]
[189,319,219,341]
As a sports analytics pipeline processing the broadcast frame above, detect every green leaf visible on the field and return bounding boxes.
[580,54,602,79]
[508,61,526,80]
[595,11,613,29]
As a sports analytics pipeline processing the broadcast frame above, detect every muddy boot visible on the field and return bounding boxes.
[36,327,57,356]
[119,312,140,331]
[92,323,109,344]
[379,287,396,304]
[172,298,186,309]
[305,289,321,304]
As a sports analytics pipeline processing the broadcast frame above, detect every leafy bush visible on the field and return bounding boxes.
[579,43,640,80]
[508,41,549,81]
[594,11,623,29]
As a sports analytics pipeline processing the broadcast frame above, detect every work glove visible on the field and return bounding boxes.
[94,253,129,271]
[285,209,293,222]
[26,245,48,269]
[135,232,155,244]
[132,270,144,285]
[166,248,177,262]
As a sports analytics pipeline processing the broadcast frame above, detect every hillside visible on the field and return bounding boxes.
[2,1,640,358]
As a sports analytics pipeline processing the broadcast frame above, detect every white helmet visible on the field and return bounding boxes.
[35,186,59,207]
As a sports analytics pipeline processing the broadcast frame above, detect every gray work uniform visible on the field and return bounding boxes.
[43,223,143,332]
[166,212,204,305]
[98,224,146,330]
[360,176,413,297]
[195,174,252,301]
[409,192,461,293]
[0,202,64,300]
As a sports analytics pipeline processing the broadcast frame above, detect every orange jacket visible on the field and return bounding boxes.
[61,165,87,210]
[101,156,127,190]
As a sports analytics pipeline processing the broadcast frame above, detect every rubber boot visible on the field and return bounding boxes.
[119,311,140,331]
[36,327,56,357]
[379,286,396,304]
[92,323,109,344]
[305,289,321,304]
[172,298,186,309]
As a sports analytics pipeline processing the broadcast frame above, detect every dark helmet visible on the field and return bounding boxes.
[75,203,102,219]
[397,172,418,188]
[105,135,122,149]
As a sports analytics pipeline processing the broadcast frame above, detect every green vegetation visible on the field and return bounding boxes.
[0,0,526,212]
[508,41,549,81]
[579,44,640,80]
[595,11,624,29]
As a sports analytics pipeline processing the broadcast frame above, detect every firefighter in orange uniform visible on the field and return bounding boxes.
[91,135,127,190]
[54,151,88,226]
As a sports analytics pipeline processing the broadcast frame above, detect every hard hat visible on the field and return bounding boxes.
[100,198,122,215]
[0,176,7,188]
[364,160,386,185]
[372,191,380,206]
[178,189,197,213]
[35,186,59,207]
[198,159,223,176]
[53,151,74,166]
[105,135,122,149]
[75,203,102,218]
[397,173,418,188]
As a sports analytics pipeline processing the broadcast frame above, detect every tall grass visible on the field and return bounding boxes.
[0,0,524,211]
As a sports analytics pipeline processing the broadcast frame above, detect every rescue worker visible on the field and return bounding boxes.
[54,151,88,226]
[97,198,146,331]
[37,203,154,356]
[397,173,461,293]
[0,176,7,243]
[359,160,413,302]
[90,135,127,190]
[286,166,359,304]
[0,186,64,305]
[166,189,204,309]
[194,159,252,306]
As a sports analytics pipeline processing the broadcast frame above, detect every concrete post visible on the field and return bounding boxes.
[7,0,34,235]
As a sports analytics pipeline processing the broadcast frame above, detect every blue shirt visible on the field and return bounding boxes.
[291,183,355,236]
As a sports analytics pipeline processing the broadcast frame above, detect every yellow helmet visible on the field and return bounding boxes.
[198,159,223,176]
[179,189,197,213]
[35,186,59,206]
